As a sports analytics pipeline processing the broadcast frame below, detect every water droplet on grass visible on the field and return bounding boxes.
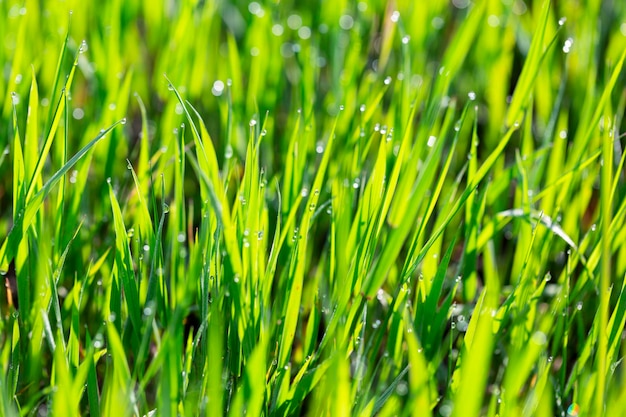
[212,80,224,96]
[558,17,567,26]
[285,13,302,30]
[427,135,436,147]
[390,11,400,22]
[487,14,500,27]
[72,108,84,120]
[339,15,354,30]
[562,37,574,53]
[384,76,392,85]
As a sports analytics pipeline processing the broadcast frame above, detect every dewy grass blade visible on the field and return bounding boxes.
[108,182,142,339]
[25,45,82,203]
[278,116,337,368]
[0,119,125,273]
[597,109,614,412]
[506,0,560,127]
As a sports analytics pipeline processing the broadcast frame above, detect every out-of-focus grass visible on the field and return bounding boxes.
[1,0,626,416]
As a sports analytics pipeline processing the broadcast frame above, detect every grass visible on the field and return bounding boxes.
[1,0,626,415]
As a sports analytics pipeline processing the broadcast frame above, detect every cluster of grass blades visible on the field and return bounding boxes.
[1,0,626,416]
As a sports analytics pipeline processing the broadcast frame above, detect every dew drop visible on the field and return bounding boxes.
[562,37,574,54]
[339,15,354,30]
[212,80,225,96]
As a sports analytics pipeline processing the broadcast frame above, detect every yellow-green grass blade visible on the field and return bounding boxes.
[0,119,124,273]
